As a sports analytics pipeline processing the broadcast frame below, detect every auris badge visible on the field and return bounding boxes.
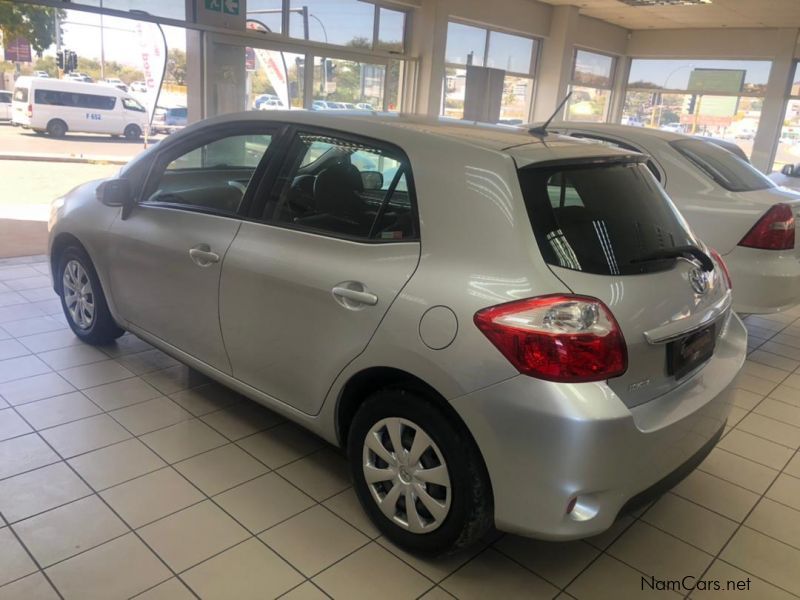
[689,267,709,295]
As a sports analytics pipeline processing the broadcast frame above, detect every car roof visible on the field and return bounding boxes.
[189,110,636,164]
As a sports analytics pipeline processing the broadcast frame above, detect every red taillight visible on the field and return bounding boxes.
[738,203,795,251]
[26,103,32,118]
[709,248,732,289]
[474,294,627,383]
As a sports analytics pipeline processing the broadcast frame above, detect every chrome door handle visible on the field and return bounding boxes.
[189,244,220,267]
[332,286,378,306]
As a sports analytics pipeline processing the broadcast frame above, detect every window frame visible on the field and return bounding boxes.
[565,48,618,123]
[256,124,420,244]
[139,121,287,219]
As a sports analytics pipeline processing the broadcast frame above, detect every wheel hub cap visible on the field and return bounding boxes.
[62,260,95,330]
[362,417,452,533]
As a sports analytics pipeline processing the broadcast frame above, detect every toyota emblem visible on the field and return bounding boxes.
[689,268,709,295]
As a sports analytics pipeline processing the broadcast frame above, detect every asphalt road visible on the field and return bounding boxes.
[0,122,163,160]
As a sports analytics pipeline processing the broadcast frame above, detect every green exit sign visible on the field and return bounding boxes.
[204,0,240,16]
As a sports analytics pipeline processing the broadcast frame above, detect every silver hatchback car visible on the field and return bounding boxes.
[48,112,747,555]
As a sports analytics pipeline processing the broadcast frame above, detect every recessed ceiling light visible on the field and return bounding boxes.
[618,0,711,6]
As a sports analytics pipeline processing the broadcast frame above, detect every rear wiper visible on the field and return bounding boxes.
[632,245,714,272]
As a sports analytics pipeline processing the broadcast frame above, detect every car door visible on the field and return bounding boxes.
[107,123,281,374]
[0,92,11,120]
[220,128,421,414]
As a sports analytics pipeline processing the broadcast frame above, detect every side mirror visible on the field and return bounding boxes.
[360,171,384,190]
[96,179,134,218]
[782,164,797,177]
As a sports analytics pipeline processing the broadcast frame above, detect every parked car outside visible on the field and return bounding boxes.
[103,78,129,92]
[258,99,284,110]
[0,90,11,120]
[48,111,745,555]
[770,163,800,191]
[356,103,376,110]
[32,70,50,78]
[253,93,279,110]
[152,106,187,134]
[550,123,800,314]
[129,81,147,93]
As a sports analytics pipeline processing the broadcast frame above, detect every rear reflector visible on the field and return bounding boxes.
[709,248,732,289]
[26,103,32,118]
[738,203,795,251]
[474,294,627,383]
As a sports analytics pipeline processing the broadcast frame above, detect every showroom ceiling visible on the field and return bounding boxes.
[539,0,800,29]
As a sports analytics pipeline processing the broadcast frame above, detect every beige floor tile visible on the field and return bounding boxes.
[717,429,795,469]
[100,467,204,529]
[237,422,325,469]
[0,373,75,406]
[721,527,800,596]
[183,538,303,599]
[37,345,107,371]
[82,377,162,411]
[736,413,800,449]
[45,533,171,600]
[142,365,210,395]
[748,350,799,373]
[760,340,800,361]
[30,299,63,317]
[785,453,800,478]
[140,418,227,463]
[277,448,351,502]
[585,513,636,549]
[378,535,486,583]
[672,468,760,522]
[755,398,800,428]
[200,402,283,441]
[0,408,32,441]
[699,448,779,494]
[323,488,380,538]
[133,577,195,600]
[0,527,38,587]
[174,443,268,496]
[732,372,778,396]
[691,559,796,600]
[169,383,243,416]
[137,500,250,572]
[96,334,154,359]
[0,571,60,600]
[279,581,330,600]
[14,495,129,567]
[39,414,131,458]
[0,434,60,479]
[68,439,166,490]
[746,497,800,549]
[117,349,180,376]
[567,553,680,599]
[0,355,51,385]
[58,360,134,390]
[768,384,800,407]
[0,291,26,308]
[4,276,51,292]
[16,392,101,430]
[766,473,800,510]
[0,266,40,281]
[0,305,45,326]
[724,388,764,411]
[0,339,30,361]
[3,316,66,338]
[418,587,456,600]
[110,397,191,436]
[440,548,557,600]
[494,536,600,588]
[0,462,91,523]
[17,330,82,354]
[260,505,367,576]
[314,542,432,600]
[214,472,315,534]
[781,372,800,390]
[608,521,713,581]
[642,493,738,554]
[725,405,749,428]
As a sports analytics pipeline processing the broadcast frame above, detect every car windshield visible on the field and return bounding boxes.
[518,160,698,276]
[670,138,774,192]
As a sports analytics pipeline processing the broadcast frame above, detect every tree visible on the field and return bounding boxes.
[0,1,63,56]
[166,48,186,85]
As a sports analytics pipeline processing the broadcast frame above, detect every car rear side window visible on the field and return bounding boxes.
[519,160,697,275]
[670,138,774,192]
[13,88,28,102]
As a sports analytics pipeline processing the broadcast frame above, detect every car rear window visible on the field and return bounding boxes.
[670,138,774,192]
[518,160,698,276]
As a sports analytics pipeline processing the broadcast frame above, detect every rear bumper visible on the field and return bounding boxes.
[450,312,747,540]
[724,246,800,314]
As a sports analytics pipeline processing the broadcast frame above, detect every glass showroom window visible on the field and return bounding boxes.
[442,22,538,124]
[564,49,616,122]
[622,59,772,159]
[773,62,800,172]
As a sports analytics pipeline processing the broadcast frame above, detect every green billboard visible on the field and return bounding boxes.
[687,68,745,95]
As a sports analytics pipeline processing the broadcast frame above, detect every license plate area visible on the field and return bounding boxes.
[667,324,716,380]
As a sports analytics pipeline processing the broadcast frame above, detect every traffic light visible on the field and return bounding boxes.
[68,51,78,73]
[325,59,336,80]
[687,94,697,114]
[57,50,64,70]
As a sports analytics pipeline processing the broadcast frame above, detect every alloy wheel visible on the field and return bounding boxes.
[62,259,95,330]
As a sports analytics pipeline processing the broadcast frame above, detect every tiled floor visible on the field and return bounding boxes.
[0,254,798,600]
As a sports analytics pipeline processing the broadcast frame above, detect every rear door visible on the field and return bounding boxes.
[514,156,731,407]
[220,128,421,415]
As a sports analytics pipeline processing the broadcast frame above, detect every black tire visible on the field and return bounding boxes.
[47,119,67,138]
[124,124,141,140]
[57,246,124,345]
[348,388,493,556]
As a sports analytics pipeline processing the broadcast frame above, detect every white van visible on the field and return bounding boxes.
[11,76,148,139]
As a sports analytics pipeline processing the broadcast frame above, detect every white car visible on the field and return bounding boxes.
[550,123,800,314]
[0,90,11,120]
[258,99,283,110]
[129,81,147,93]
[771,163,800,191]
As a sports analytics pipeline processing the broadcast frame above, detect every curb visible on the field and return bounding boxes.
[0,153,129,165]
